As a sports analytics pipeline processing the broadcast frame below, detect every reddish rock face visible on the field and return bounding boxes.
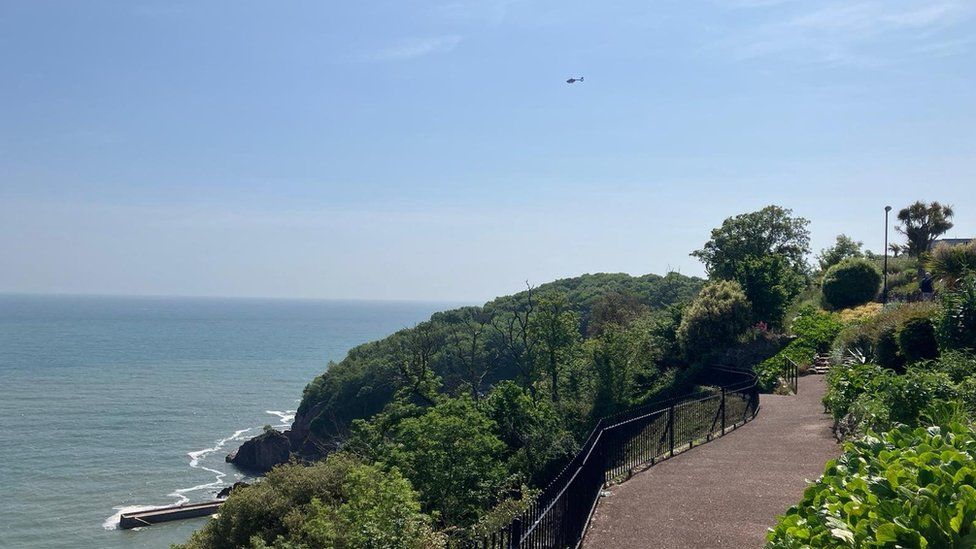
[225,429,291,473]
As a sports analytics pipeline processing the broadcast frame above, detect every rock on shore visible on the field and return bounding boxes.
[225,429,291,473]
[216,481,250,499]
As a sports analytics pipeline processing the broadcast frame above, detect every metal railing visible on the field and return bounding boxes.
[465,366,759,549]
[784,357,798,395]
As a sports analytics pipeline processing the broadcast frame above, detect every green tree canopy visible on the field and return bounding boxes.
[528,292,580,402]
[385,396,507,527]
[817,234,864,271]
[731,254,804,328]
[691,205,810,327]
[481,381,576,484]
[691,205,811,278]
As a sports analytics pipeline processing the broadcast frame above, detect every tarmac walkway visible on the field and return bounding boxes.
[583,374,839,549]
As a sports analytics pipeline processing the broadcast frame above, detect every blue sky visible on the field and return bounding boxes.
[1,0,974,301]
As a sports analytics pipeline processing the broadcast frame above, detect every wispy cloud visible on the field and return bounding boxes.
[714,0,975,67]
[366,35,462,62]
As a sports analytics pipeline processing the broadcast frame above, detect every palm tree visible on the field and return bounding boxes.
[896,201,954,277]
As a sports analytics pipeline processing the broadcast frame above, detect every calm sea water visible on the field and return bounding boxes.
[0,295,454,549]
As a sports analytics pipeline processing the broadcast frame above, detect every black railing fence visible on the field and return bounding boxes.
[784,357,798,394]
[465,366,759,549]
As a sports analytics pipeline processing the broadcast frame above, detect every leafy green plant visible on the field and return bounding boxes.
[821,258,882,310]
[922,351,976,383]
[768,424,976,549]
[929,241,976,289]
[857,369,956,428]
[822,363,890,422]
[937,275,976,352]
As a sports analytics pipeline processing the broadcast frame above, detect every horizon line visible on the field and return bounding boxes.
[0,290,478,305]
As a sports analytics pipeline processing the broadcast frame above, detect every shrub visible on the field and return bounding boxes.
[821,258,882,309]
[937,275,976,351]
[921,350,976,383]
[874,324,904,372]
[826,359,960,438]
[929,241,976,288]
[790,308,844,351]
[768,424,976,549]
[831,302,939,367]
[897,316,938,364]
[677,280,752,362]
[835,302,881,324]
[823,362,890,421]
[857,368,956,428]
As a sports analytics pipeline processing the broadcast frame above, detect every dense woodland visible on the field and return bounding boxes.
[179,201,976,549]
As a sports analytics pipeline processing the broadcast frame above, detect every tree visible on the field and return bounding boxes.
[585,290,649,337]
[691,205,811,278]
[174,453,445,549]
[676,280,752,363]
[490,283,537,394]
[482,381,575,484]
[691,206,810,327]
[528,292,580,402]
[392,321,442,406]
[896,201,954,259]
[297,463,443,549]
[444,307,497,400]
[817,234,864,271]
[588,324,636,418]
[731,254,804,328]
[386,397,507,527]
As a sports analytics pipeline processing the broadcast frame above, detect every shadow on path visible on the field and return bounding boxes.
[584,374,839,549]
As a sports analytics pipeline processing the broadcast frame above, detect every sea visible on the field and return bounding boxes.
[0,295,456,549]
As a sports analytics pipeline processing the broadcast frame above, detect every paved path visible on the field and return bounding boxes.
[584,375,839,549]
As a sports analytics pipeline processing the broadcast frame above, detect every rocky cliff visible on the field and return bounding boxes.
[225,428,292,473]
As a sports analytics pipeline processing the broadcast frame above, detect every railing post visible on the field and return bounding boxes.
[510,517,522,549]
[668,404,675,457]
[720,387,726,435]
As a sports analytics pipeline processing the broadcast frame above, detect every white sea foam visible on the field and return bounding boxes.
[167,426,258,506]
[103,504,163,530]
[112,410,298,528]
[188,428,254,467]
[265,409,296,427]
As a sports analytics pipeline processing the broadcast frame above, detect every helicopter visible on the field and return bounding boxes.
[566,76,584,84]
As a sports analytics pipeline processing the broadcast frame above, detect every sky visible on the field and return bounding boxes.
[1,0,974,302]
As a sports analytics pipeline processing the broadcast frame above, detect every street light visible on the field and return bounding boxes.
[883,205,892,304]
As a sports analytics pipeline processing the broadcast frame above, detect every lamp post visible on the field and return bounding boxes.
[883,205,892,304]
